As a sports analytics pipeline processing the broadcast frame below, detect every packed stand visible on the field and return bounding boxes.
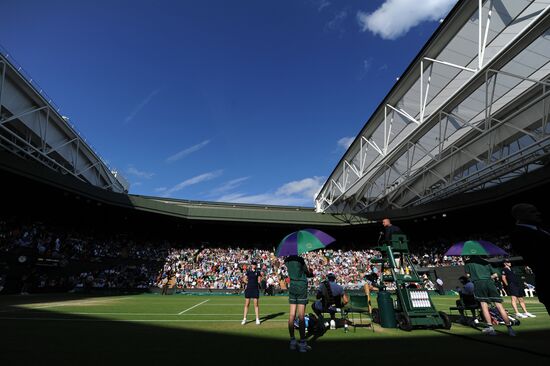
[1,217,517,294]
[0,218,168,293]
[161,247,384,291]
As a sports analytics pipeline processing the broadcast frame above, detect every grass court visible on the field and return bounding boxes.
[0,293,549,365]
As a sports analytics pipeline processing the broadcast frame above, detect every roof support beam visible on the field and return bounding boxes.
[479,0,493,69]
[386,104,420,125]
[0,123,86,183]
[331,179,344,194]
[419,60,435,123]
[359,137,370,174]
[344,160,361,179]
[362,136,384,157]
[409,135,550,207]
[492,116,539,140]
[0,105,49,126]
[423,57,477,73]
[0,61,5,118]
[46,137,78,155]
[76,161,101,176]
[400,89,550,207]
[488,68,550,87]
[441,110,484,132]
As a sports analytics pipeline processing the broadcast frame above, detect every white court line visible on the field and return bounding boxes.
[202,303,287,306]
[71,313,278,316]
[0,311,175,316]
[0,311,272,316]
[178,300,210,315]
[0,314,546,323]
[0,317,288,323]
[1,311,545,317]
[10,297,135,309]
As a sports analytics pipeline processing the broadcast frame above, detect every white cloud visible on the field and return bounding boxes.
[326,9,348,32]
[337,136,355,150]
[357,0,456,40]
[363,59,372,72]
[162,170,223,197]
[276,177,324,198]
[215,176,325,207]
[216,193,310,207]
[154,187,167,193]
[358,58,374,80]
[126,165,154,179]
[166,140,211,163]
[318,0,330,12]
[124,89,160,123]
[210,177,250,195]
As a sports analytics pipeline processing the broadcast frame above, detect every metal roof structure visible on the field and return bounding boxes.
[0,48,128,193]
[315,0,550,215]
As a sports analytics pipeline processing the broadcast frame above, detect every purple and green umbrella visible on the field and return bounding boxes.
[275,229,336,257]
[444,240,508,257]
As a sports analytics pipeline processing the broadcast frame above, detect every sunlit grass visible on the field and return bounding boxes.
[1,293,549,364]
[1,293,548,336]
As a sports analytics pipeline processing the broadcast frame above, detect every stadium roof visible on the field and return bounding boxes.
[316,0,550,215]
[130,196,363,226]
[0,150,369,226]
[0,47,128,193]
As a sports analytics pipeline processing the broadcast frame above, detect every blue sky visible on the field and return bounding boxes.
[1,0,457,206]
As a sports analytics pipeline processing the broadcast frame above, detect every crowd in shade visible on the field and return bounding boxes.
[407,233,513,268]
[0,219,167,292]
[0,218,516,293]
[0,220,169,261]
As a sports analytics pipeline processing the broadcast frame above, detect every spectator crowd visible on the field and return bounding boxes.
[0,217,518,294]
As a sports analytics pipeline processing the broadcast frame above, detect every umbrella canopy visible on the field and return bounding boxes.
[275,229,335,257]
[444,240,508,257]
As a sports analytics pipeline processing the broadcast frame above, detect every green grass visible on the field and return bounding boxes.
[0,293,549,365]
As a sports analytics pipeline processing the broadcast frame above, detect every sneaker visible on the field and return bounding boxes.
[482,327,497,336]
[241,319,246,325]
[255,319,261,325]
[289,339,297,351]
[330,320,336,330]
[507,326,516,337]
[524,312,536,318]
[298,341,311,353]
[515,313,527,319]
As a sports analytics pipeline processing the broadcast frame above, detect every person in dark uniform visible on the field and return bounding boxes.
[455,276,477,323]
[241,261,261,325]
[511,203,550,315]
[285,255,313,352]
[502,260,535,318]
[382,218,402,244]
[312,273,347,330]
[465,256,515,336]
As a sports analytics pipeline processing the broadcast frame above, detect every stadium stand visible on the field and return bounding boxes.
[2,0,549,295]
[2,210,536,296]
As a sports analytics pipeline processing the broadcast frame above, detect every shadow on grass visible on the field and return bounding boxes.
[0,294,549,365]
[260,312,285,323]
